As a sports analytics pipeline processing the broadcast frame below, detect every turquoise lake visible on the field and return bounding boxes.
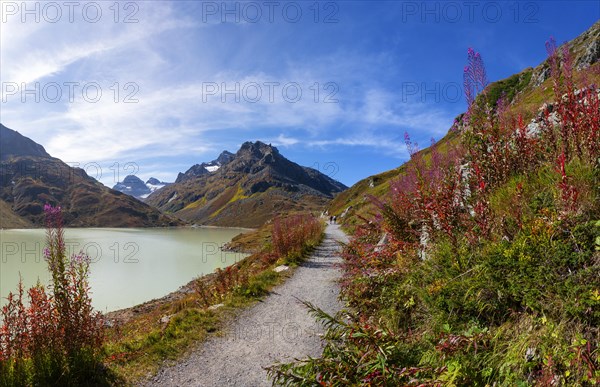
[0,227,248,313]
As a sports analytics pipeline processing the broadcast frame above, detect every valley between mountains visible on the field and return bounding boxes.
[1,125,346,229]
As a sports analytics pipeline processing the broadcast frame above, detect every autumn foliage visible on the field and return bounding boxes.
[192,213,323,307]
[272,213,323,259]
[269,38,600,386]
[0,205,105,386]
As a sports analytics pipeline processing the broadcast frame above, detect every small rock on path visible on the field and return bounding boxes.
[144,224,348,387]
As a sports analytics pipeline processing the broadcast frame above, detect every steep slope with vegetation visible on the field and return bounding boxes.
[147,141,347,228]
[330,21,600,232]
[269,24,600,386]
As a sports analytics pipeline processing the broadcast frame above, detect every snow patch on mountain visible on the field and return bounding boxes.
[175,150,234,183]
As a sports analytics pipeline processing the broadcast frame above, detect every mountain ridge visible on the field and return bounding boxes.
[175,150,235,183]
[0,124,182,228]
[0,124,51,161]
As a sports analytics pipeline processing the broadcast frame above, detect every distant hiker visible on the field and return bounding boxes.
[329,215,334,224]
[333,216,337,224]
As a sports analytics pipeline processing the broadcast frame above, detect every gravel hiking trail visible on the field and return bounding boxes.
[144,224,348,387]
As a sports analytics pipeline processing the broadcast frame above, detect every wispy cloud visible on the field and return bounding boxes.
[1,3,193,85]
[1,1,479,186]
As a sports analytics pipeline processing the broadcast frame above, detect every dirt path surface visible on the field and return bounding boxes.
[145,224,348,387]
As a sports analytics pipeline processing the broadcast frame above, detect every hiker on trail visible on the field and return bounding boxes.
[333,216,337,224]
[329,215,334,224]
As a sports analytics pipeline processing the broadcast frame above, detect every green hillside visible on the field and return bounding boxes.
[270,22,600,386]
[329,21,600,233]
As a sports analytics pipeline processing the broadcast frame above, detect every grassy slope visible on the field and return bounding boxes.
[0,199,32,228]
[330,59,600,231]
[329,129,461,231]
[329,21,600,228]
[223,223,274,253]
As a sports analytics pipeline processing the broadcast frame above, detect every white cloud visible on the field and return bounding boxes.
[0,1,457,186]
[272,134,300,147]
[1,3,194,85]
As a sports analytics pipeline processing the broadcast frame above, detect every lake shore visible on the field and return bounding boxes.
[1,227,248,313]
[105,271,216,326]
[144,224,348,386]
[104,226,257,324]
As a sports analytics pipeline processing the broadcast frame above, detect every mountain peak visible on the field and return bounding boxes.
[147,140,347,228]
[236,141,281,166]
[146,177,164,185]
[216,150,235,165]
[175,150,236,183]
[113,175,171,199]
[113,175,150,198]
[123,175,145,185]
[0,123,51,161]
[239,141,278,154]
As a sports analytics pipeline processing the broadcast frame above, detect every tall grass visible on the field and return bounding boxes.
[272,214,323,260]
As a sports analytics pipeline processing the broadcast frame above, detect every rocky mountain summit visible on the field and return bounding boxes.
[146,141,347,228]
[113,176,171,199]
[175,151,235,183]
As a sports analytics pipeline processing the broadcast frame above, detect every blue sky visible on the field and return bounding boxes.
[1,1,598,187]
